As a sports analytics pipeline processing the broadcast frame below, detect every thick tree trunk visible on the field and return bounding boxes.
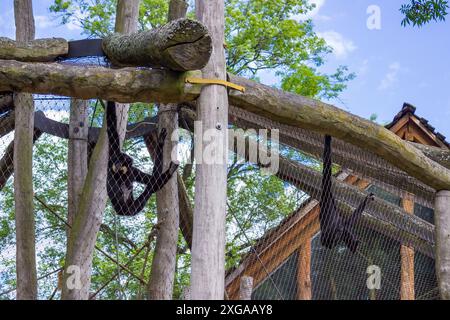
[0,60,201,104]
[409,142,450,170]
[147,0,186,300]
[13,0,37,300]
[227,75,450,192]
[182,109,435,256]
[1,61,448,191]
[61,0,139,300]
[67,100,89,232]
[103,18,211,71]
[435,190,450,300]
[147,104,180,300]
[0,37,67,62]
[191,0,229,300]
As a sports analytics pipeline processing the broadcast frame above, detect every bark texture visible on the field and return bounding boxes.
[191,0,229,300]
[67,100,89,231]
[61,0,140,300]
[435,190,450,300]
[13,0,37,300]
[0,60,201,103]
[147,0,185,300]
[103,18,211,71]
[0,37,67,62]
[1,61,449,190]
[147,105,180,300]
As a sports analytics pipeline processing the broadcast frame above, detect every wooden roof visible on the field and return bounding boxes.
[225,103,447,299]
[386,103,449,149]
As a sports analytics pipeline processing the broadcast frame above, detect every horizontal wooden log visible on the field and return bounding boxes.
[0,60,447,191]
[0,60,201,103]
[228,105,435,207]
[33,110,157,142]
[180,107,435,256]
[0,37,68,62]
[228,74,450,191]
[410,142,450,171]
[103,18,212,71]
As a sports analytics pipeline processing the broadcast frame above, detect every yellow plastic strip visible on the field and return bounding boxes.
[185,77,245,93]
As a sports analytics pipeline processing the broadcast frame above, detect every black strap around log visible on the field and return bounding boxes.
[66,39,105,59]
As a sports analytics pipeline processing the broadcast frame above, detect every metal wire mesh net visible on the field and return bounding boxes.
[223,106,438,301]
[0,56,440,300]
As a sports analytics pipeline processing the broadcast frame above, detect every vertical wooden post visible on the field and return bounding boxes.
[191,0,229,299]
[239,276,253,300]
[61,0,139,300]
[435,190,450,300]
[296,240,312,300]
[147,0,186,300]
[13,0,37,300]
[400,192,415,300]
[67,100,89,233]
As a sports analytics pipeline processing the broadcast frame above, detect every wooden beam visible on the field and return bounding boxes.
[13,0,37,300]
[103,18,212,71]
[228,74,450,191]
[1,59,448,191]
[179,107,435,256]
[0,60,202,103]
[435,190,450,300]
[296,240,312,300]
[190,0,229,300]
[400,192,415,300]
[0,37,68,62]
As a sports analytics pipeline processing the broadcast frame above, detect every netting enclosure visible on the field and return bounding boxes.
[1,0,450,301]
[0,81,440,299]
[224,105,439,300]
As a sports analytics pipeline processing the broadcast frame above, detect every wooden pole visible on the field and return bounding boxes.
[13,0,37,300]
[148,0,186,300]
[296,241,312,300]
[435,190,450,300]
[61,0,140,300]
[239,276,253,300]
[67,100,89,233]
[191,0,229,300]
[400,192,415,300]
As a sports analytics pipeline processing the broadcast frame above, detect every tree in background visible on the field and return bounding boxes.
[400,0,449,26]
[50,0,355,100]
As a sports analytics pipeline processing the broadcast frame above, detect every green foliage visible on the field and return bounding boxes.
[1,0,360,299]
[50,0,355,100]
[400,0,449,27]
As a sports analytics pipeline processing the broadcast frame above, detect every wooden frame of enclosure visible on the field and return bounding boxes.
[225,104,449,300]
[2,7,450,299]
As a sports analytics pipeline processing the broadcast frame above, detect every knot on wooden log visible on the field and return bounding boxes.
[102,18,212,71]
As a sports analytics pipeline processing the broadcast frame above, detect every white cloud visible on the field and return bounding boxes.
[292,0,330,22]
[35,15,57,29]
[378,62,401,90]
[317,30,357,59]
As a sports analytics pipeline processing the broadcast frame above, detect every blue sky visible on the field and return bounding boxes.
[0,0,449,137]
